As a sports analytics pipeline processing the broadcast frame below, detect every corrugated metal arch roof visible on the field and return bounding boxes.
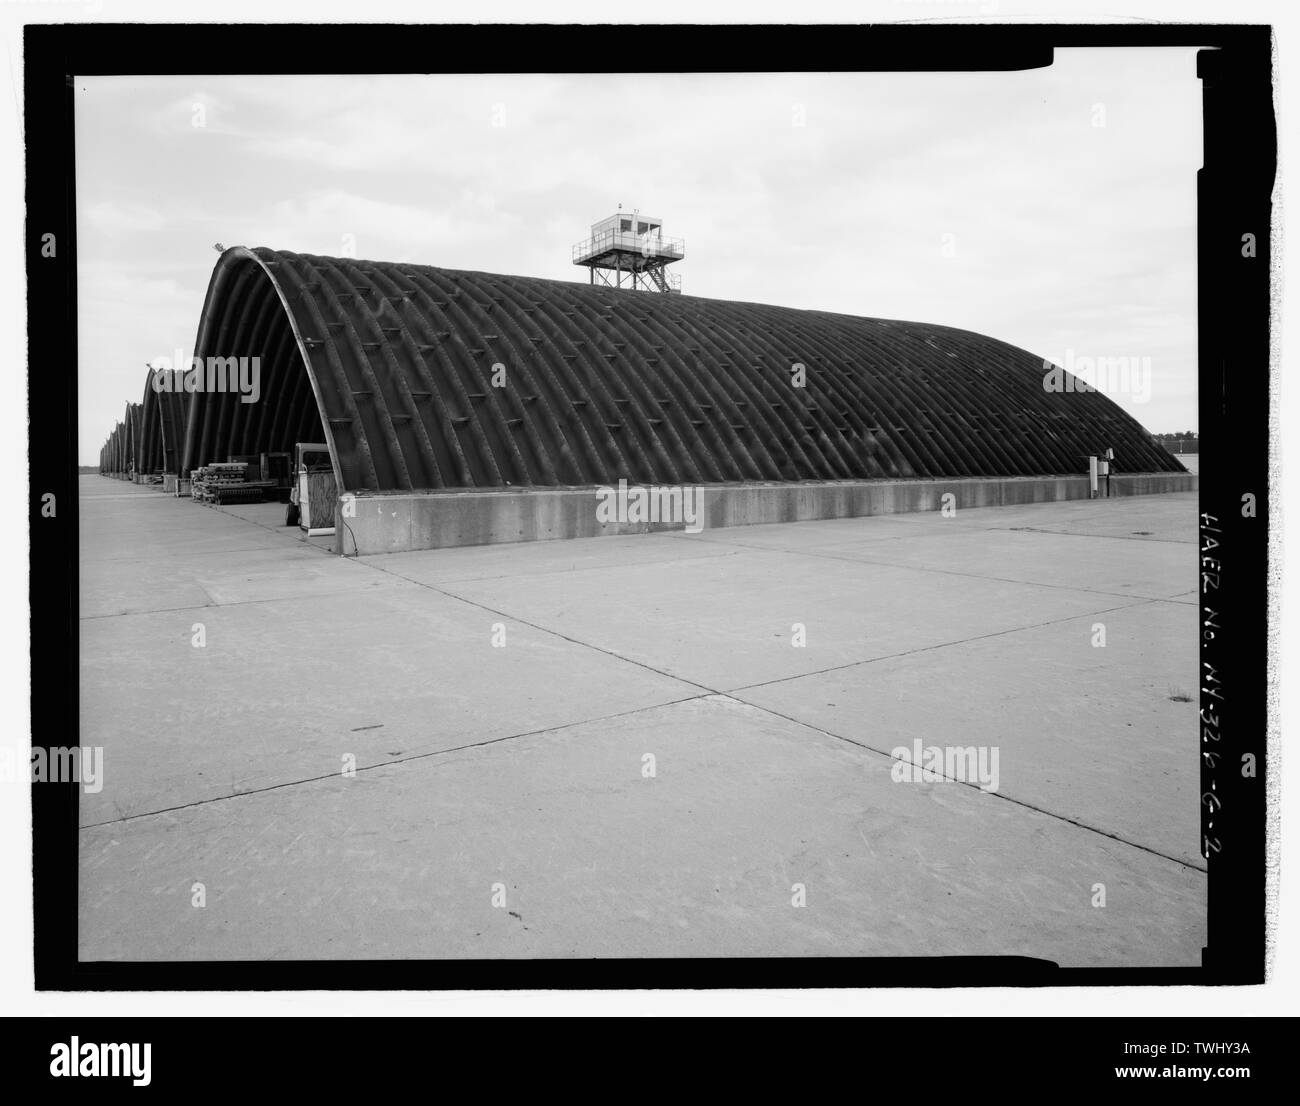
[138,368,192,476]
[181,247,1182,491]
[122,402,142,473]
[108,421,125,473]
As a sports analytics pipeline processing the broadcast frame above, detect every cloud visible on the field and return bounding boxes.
[79,200,169,238]
[73,56,1202,462]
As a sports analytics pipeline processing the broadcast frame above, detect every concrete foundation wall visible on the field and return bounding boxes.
[334,473,1198,556]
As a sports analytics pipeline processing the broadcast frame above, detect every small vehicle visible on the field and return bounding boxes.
[285,443,335,532]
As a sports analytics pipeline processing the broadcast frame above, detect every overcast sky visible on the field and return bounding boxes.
[75,49,1202,464]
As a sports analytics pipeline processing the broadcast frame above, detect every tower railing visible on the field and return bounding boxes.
[573,231,686,265]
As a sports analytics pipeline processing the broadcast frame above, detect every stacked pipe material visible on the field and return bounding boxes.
[211,483,266,504]
[191,461,248,503]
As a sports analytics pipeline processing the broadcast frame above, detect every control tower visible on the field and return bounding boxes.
[572,209,685,293]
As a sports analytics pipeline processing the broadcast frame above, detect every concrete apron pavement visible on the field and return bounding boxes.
[78,476,1204,965]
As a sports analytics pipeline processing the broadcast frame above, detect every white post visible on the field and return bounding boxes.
[1089,455,1099,498]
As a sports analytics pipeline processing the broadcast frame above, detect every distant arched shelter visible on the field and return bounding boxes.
[137,368,192,476]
